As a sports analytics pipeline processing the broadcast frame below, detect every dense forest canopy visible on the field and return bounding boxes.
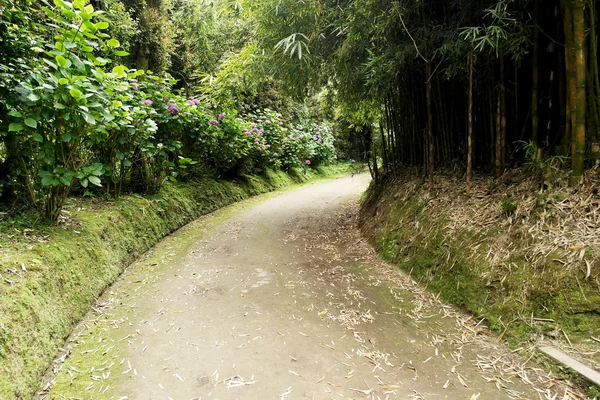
[0,0,599,221]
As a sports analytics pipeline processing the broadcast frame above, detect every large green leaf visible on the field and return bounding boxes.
[24,117,38,129]
[56,55,72,68]
[8,123,24,132]
[88,176,102,186]
[82,112,96,125]
[107,39,120,48]
[69,88,83,99]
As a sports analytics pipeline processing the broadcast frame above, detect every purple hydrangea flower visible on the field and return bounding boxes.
[186,99,196,106]
[132,84,139,91]
[351,159,356,163]
[167,103,180,115]
[298,135,303,139]
[164,97,170,103]
[218,113,225,119]
[210,119,219,126]
[245,131,252,136]
[254,138,260,143]
[305,160,311,165]
[143,99,153,106]
[273,153,279,157]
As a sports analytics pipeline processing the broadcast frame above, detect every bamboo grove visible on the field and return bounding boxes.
[257,0,600,188]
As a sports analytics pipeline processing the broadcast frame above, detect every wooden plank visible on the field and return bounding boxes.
[539,346,600,386]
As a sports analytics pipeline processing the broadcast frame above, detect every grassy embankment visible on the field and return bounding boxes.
[0,164,354,399]
[360,171,600,393]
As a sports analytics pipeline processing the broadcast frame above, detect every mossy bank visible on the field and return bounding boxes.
[0,164,353,399]
[360,172,600,391]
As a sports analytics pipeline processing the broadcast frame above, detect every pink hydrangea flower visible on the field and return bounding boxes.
[143,99,153,106]
[298,135,304,139]
[305,160,311,165]
[245,131,252,136]
[218,113,225,119]
[210,119,219,126]
[273,153,279,157]
[265,120,271,124]
[279,121,284,126]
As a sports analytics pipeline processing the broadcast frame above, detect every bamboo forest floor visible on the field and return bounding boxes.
[361,166,600,398]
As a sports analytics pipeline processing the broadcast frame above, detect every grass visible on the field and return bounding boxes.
[0,163,353,399]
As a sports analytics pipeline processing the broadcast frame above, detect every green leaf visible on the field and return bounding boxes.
[32,133,44,142]
[56,55,72,68]
[107,39,120,48]
[8,110,22,118]
[24,117,38,129]
[8,123,24,132]
[61,132,72,141]
[88,176,102,186]
[69,88,82,99]
[27,93,40,102]
[112,65,127,77]
[41,176,58,187]
[59,175,72,186]
[114,51,129,57]
[95,57,110,65]
[62,41,77,49]
[53,0,69,8]
[54,103,66,109]
[58,78,69,85]
[82,112,96,125]
[81,178,89,188]
[95,21,109,30]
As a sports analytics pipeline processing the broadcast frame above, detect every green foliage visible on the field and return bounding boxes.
[500,198,517,216]
[5,0,136,221]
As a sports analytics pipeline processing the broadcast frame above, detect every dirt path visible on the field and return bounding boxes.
[42,175,561,399]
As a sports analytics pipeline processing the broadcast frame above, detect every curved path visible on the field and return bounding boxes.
[43,175,549,399]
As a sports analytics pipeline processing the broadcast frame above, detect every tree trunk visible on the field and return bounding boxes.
[564,3,577,157]
[467,53,474,194]
[500,46,507,173]
[532,0,540,155]
[571,4,586,185]
[426,62,434,181]
[495,91,502,177]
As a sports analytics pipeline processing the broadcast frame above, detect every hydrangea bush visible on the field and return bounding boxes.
[2,0,337,221]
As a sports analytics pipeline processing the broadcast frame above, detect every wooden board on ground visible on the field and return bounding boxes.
[539,345,600,386]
